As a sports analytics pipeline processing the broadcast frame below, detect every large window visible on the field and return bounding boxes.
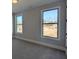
[41,8,59,38]
[16,16,23,33]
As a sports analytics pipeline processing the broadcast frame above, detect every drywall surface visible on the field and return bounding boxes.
[12,13,15,36]
[12,39,66,59]
[13,1,66,47]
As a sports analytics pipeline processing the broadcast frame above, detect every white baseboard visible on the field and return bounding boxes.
[13,36,66,52]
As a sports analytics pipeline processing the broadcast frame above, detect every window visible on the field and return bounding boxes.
[41,8,59,38]
[16,16,23,33]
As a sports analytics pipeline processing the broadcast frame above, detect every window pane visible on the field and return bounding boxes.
[42,9,58,38]
[16,16,23,33]
[16,16,22,24]
[43,9,58,23]
[17,24,22,33]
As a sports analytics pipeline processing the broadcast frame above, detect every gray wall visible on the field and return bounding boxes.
[12,13,15,36]
[13,1,66,47]
[12,38,66,59]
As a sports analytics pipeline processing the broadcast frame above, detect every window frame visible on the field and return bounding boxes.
[15,15,23,34]
[41,7,60,40]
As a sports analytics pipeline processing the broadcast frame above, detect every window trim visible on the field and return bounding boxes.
[41,7,60,40]
[15,15,23,34]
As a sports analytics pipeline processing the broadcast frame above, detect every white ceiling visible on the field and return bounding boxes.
[12,0,63,13]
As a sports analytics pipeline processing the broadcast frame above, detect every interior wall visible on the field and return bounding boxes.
[13,1,66,47]
[12,13,15,36]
